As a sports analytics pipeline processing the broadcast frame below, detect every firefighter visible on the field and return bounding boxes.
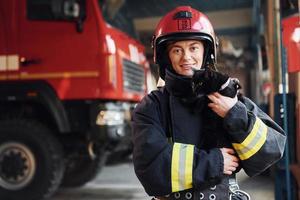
[131,6,286,200]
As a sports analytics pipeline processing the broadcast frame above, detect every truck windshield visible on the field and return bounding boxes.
[98,0,137,39]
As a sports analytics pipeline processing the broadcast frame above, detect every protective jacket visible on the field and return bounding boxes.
[131,70,286,200]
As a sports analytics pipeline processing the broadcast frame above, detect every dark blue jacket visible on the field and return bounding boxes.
[132,85,286,197]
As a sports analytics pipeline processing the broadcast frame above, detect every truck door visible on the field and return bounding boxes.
[17,0,99,95]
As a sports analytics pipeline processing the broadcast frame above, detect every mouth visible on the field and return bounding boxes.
[180,64,197,70]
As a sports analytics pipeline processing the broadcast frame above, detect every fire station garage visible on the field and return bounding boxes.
[0,0,300,200]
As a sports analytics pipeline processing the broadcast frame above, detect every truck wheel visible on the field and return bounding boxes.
[0,119,65,200]
[62,153,106,187]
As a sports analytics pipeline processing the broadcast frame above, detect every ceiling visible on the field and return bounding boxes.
[114,0,256,58]
[105,0,299,60]
[102,0,299,98]
[124,0,253,18]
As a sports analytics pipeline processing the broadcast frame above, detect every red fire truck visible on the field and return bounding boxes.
[0,0,147,199]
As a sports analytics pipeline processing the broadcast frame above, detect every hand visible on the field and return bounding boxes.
[207,92,238,118]
[220,148,239,175]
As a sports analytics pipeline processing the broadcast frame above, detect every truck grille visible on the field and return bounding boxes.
[122,59,145,93]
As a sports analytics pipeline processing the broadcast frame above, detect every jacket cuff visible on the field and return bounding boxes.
[223,101,248,133]
[205,148,224,187]
[208,148,224,178]
[192,148,223,190]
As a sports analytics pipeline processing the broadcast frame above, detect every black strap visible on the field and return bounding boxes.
[162,87,174,142]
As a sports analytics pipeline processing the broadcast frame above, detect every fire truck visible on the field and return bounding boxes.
[0,0,147,199]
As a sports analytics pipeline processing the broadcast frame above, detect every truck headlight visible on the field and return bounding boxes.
[96,110,124,126]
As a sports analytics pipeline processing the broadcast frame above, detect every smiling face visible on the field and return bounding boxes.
[168,40,204,77]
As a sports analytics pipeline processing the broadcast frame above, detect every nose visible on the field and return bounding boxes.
[182,50,192,60]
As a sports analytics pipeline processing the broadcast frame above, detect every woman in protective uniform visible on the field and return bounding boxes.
[131,6,286,200]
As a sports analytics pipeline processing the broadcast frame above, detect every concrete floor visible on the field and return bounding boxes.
[51,163,275,200]
[237,170,274,200]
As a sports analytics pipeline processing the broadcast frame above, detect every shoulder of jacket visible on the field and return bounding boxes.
[147,87,168,101]
[239,96,256,109]
[133,88,163,112]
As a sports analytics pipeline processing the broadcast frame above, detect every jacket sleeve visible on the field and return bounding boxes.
[131,92,223,196]
[223,96,286,176]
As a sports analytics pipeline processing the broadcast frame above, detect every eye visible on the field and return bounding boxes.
[171,48,183,55]
[190,46,199,52]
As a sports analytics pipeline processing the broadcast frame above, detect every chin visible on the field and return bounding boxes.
[179,70,193,77]
[179,73,191,77]
[186,72,194,77]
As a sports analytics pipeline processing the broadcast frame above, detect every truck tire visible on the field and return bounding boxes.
[0,119,65,200]
[62,153,106,187]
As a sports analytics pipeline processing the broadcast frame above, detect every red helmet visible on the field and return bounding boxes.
[152,6,217,79]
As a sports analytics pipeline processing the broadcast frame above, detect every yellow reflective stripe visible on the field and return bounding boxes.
[171,143,180,192]
[0,54,19,71]
[185,145,194,189]
[232,118,260,150]
[0,71,99,81]
[239,125,267,160]
[0,55,6,71]
[171,143,194,192]
[232,117,268,160]
[7,55,19,71]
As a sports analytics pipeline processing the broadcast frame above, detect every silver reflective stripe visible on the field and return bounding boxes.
[171,143,194,192]
[178,145,187,190]
[232,117,267,160]
[234,123,265,155]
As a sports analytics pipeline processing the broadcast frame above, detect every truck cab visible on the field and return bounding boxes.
[0,1,147,199]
